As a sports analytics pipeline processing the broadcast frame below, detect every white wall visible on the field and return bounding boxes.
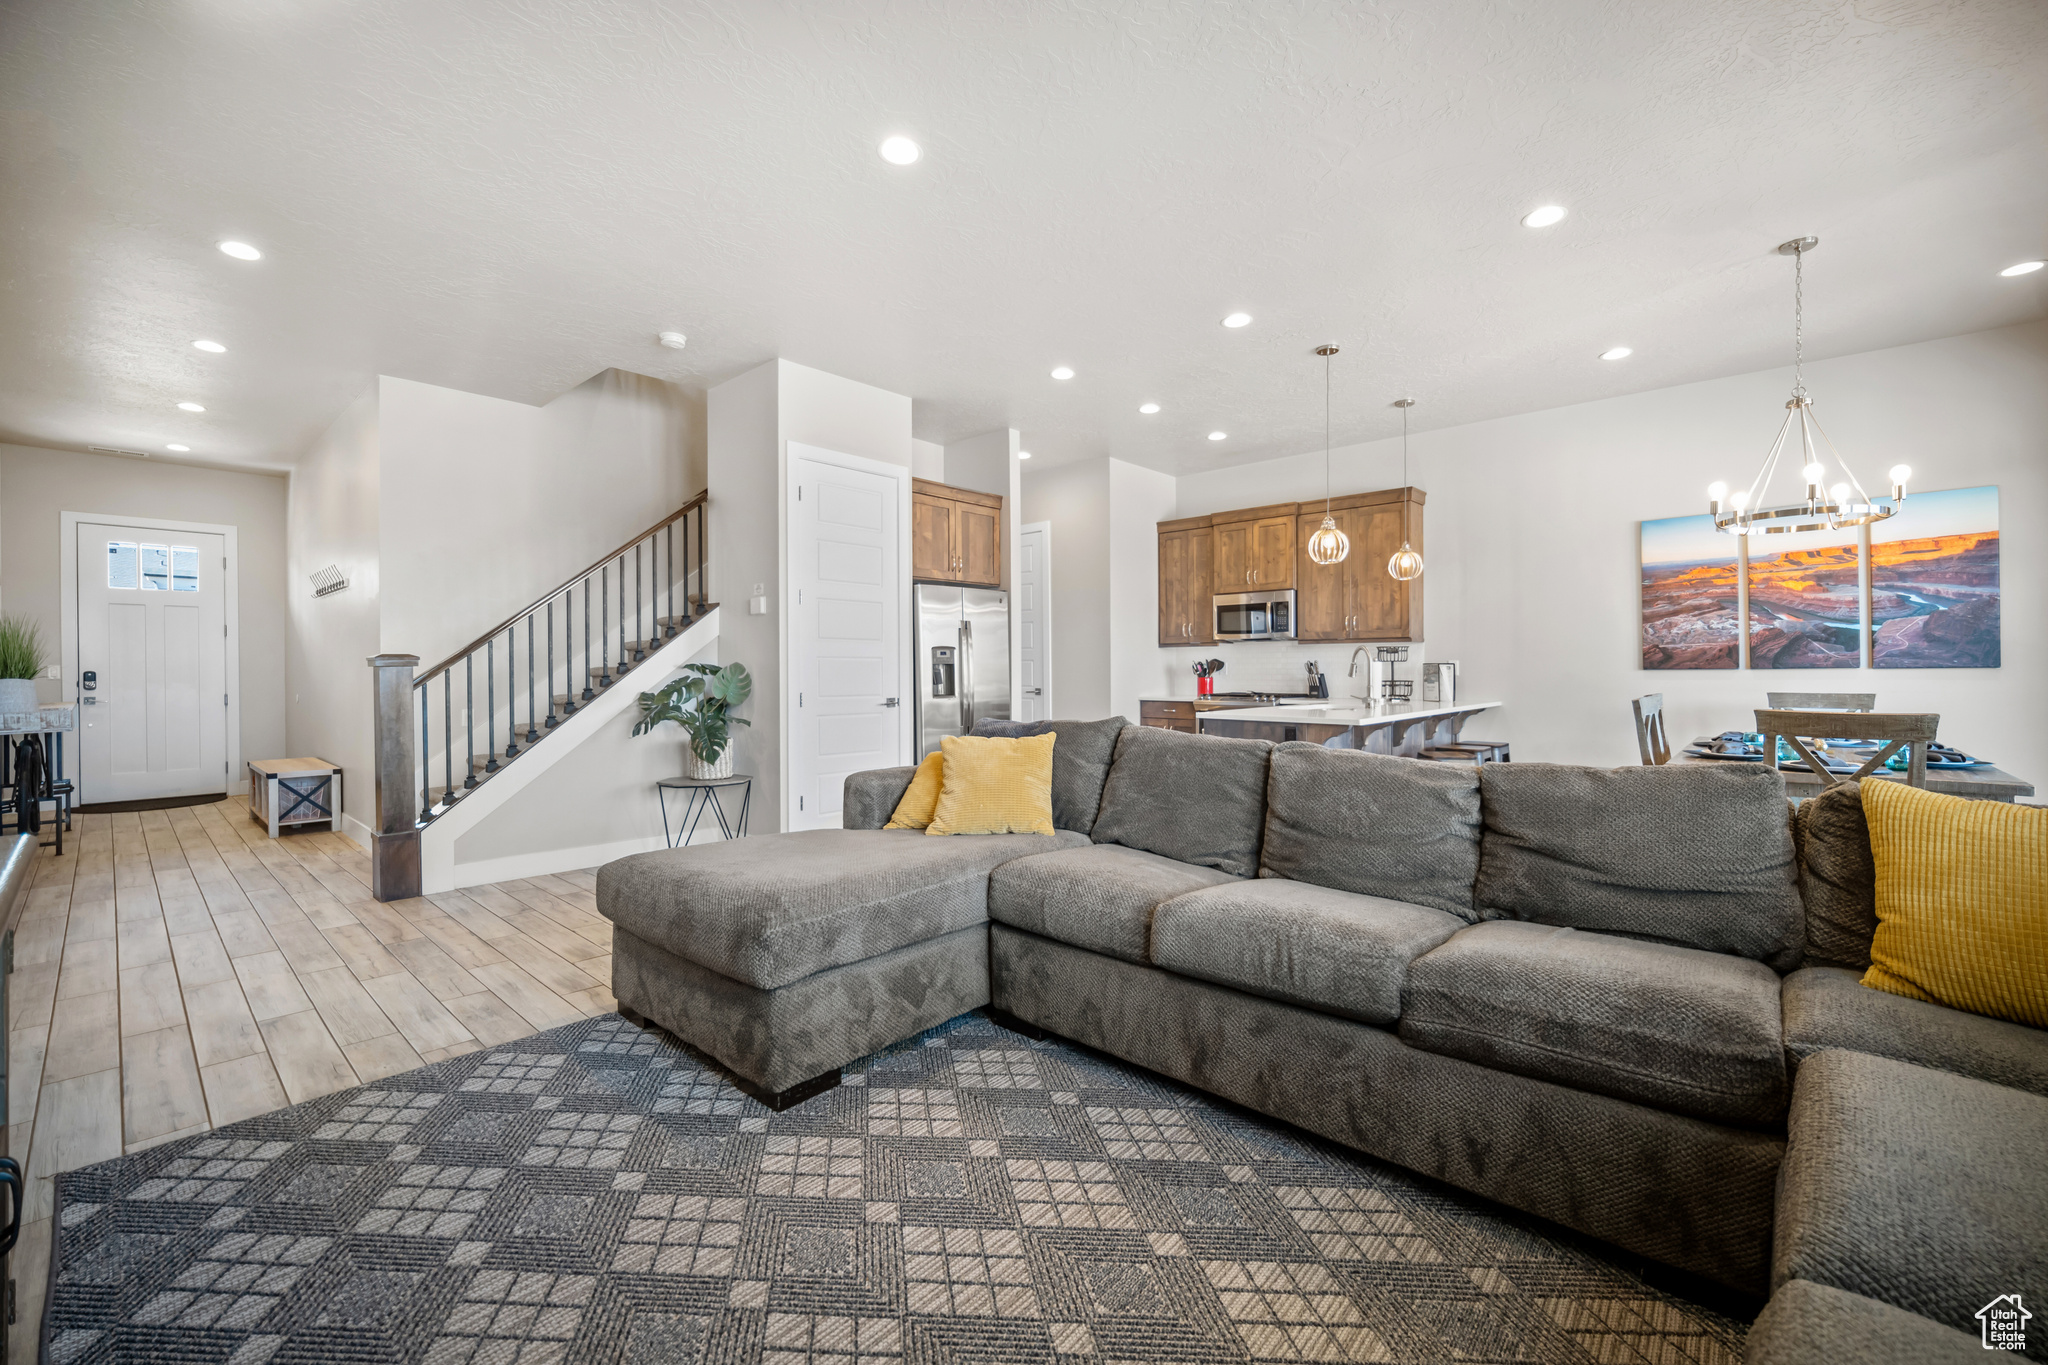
[286,388,382,836]
[1107,458,1178,722]
[1020,459,1112,719]
[450,634,724,879]
[1137,320,2047,792]
[705,361,781,829]
[377,369,696,669]
[1,440,291,795]
[910,438,945,481]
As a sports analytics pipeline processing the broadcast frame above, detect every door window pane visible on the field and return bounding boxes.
[171,546,200,591]
[139,543,171,591]
[107,541,138,589]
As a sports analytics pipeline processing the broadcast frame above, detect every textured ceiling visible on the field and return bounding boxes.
[1,0,2044,476]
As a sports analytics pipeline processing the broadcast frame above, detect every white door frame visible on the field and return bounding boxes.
[782,441,912,830]
[1019,520,1053,719]
[61,511,243,803]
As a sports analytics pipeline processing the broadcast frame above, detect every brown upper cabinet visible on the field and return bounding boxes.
[1157,516,1215,645]
[1159,488,1424,645]
[1293,488,1425,641]
[913,478,1004,586]
[1212,505,1296,591]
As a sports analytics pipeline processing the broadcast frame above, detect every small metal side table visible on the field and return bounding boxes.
[657,774,752,848]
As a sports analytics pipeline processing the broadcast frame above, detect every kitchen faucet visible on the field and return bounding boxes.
[1347,646,1378,705]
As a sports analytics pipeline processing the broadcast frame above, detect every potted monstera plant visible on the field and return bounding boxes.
[633,662,752,779]
[0,613,46,717]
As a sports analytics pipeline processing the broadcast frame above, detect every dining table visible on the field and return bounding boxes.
[1672,734,2034,803]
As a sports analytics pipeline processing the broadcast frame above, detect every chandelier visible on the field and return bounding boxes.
[1306,345,1349,565]
[1387,398,1423,580]
[1709,237,1910,535]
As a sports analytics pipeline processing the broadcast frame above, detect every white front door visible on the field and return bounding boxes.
[789,450,904,829]
[77,523,229,801]
[1018,522,1050,722]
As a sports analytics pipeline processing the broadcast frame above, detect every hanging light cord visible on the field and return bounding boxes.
[1323,352,1333,516]
[1400,403,1409,486]
[1792,242,1805,401]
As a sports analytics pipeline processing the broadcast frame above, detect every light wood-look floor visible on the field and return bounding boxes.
[4,799,618,1363]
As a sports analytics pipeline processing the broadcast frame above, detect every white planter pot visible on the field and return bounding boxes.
[0,678,39,717]
[687,748,734,781]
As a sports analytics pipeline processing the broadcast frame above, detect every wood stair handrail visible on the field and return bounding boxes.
[415,490,708,685]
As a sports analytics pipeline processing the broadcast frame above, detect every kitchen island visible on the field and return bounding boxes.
[1194,700,1501,756]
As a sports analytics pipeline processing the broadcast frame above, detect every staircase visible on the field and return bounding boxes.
[367,494,713,899]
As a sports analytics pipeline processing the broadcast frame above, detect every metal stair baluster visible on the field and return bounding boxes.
[484,641,498,772]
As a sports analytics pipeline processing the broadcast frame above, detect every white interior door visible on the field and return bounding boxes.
[790,451,904,829]
[77,523,229,801]
[1018,522,1050,721]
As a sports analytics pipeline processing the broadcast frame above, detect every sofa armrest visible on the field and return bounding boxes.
[843,766,918,829]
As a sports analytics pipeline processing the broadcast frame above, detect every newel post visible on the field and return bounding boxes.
[368,653,422,901]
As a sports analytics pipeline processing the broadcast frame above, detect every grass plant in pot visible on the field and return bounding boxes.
[0,613,47,717]
[633,662,752,779]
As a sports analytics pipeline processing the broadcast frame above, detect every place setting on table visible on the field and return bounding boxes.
[1669,704,2034,802]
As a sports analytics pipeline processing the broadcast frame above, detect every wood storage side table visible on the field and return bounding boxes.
[248,758,343,838]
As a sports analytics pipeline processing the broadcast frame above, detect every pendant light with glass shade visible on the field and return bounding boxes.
[1387,398,1424,581]
[1707,237,1911,535]
[1305,345,1350,565]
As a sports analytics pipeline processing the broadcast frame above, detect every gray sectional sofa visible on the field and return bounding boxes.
[597,716,2047,1359]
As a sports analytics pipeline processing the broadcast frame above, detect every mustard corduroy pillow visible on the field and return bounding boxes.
[884,752,945,830]
[1860,778,2048,1028]
[927,733,1057,837]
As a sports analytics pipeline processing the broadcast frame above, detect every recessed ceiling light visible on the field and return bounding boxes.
[1050,366,1074,380]
[657,331,687,349]
[166,443,190,452]
[2001,260,2044,277]
[1600,346,1633,360]
[1207,431,1227,441]
[1521,205,1568,228]
[1221,312,1252,328]
[1018,450,1032,460]
[192,339,226,353]
[177,401,205,412]
[217,240,261,260]
[879,136,921,165]
[1138,403,1160,414]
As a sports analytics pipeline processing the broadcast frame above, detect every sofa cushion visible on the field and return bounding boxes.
[1745,1280,1984,1365]
[1089,724,1272,878]
[1792,779,1876,969]
[1474,763,1804,970]
[597,827,1088,989]
[1399,920,1788,1127]
[1258,744,1482,920]
[969,716,1129,835]
[988,843,1234,965]
[844,766,919,831]
[1150,878,1465,1025]
[1774,1049,2048,1350]
[1782,965,2048,1098]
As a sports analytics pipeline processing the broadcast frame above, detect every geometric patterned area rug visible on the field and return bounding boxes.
[47,1010,1749,1364]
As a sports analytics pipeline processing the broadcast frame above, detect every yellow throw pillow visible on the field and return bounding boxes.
[1860,779,2048,1027]
[927,733,1057,837]
[884,752,945,830]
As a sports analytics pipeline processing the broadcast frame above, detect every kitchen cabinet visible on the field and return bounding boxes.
[912,478,1004,587]
[1213,506,1296,590]
[1156,487,1424,645]
[1139,700,1199,733]
[1157,517,1214,646]
[1293,489,1426,641]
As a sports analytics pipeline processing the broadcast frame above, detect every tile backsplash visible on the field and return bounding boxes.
[1154,639,1433,699]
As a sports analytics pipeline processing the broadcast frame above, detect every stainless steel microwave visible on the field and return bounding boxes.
[1213,589,1296,642]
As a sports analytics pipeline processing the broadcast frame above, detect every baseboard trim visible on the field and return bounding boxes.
[341,813,374,851]
[447,833,671,890]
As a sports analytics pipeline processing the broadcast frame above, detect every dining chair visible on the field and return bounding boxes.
[1754,709,1939,790]
[1631,694,1671,766]
[1766,691,1876,711]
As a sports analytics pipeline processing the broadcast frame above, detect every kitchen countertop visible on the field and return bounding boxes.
[1196,700,1500,726]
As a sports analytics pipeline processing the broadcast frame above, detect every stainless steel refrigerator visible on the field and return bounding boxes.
[914,584,1011,758]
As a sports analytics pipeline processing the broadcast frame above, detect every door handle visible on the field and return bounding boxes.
[880,698,899,707]
[0,1155,21,1254]
[1027,688,1042,695]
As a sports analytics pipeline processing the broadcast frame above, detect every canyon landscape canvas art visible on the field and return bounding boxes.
[1640,513,1740,669]
[1872,484,2000,668]
[1746,528,1864,669]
